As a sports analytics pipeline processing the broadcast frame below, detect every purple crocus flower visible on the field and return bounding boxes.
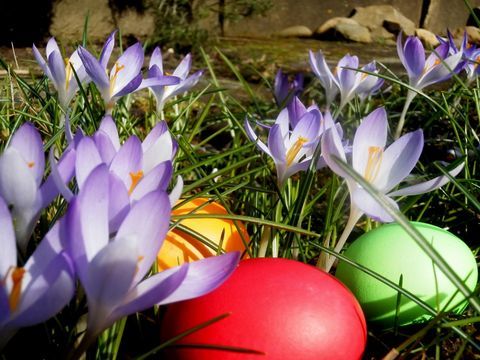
[33,37,89,110]
[54,115,183,229]
[0,123,75,252]
[395,33,462,138]
[309,50,383,110]
[78,33,178,114]
[439,30,480,84]
[274,69,304,107]
[147,47,204,114]
[320,107,464,270]
[78,32,143,113]
[64,165,239,353]
[245,97,335,187]
[0,196,75,349]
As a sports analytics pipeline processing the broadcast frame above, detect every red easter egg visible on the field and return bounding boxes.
[161,258,367,360]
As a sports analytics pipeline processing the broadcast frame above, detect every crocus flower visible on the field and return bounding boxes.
[78,33,177,113]
[321,107,464,270]
[395,33,462,138]
[245,97,335,187]
[53,115,182,230]
[0,196,75,349]
[274,69,304,107]
[65,165,239,353]
[33,37,89,110]
[439,30,480,84]
[0,123,75,252]
[309,50,383,110]
[147,47,204,114]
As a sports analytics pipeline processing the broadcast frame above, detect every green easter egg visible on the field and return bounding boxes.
[335,222,477,329]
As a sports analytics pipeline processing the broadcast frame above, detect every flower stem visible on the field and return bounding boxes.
[394,89,416,140]
[324,206,363,272]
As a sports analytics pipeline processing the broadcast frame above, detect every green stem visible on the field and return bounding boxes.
[394,89,416,139]
[324,206,363,272]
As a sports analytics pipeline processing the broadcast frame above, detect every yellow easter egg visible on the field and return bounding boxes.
[157,198,250,271]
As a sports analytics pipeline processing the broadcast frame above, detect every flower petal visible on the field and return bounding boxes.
[321,126,349,179]
[99,31,116,69]
[109,135,143,189]
[111,43,144,94]
[113,252,240,318]
[244,118,271,157]
[77,165,110,263]
[85,237,138,307]
[374,129,424,192]
[130,161,173,201]
[12,222,75,327]
[116,190,171,281]
[98,115,120,151]
[0,196,16,275]
[75,137,103,190]
[352,107,388,175]
[78,46,110,93]
[352,187,398,222]
[0,148,37,209]
[149,47,164,74]
[388,162,464,197]
[402,36,425,80]
[9,123,44,186]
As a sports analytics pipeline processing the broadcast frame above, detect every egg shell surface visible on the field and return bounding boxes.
[157,198,250,270]
[161,258,367,360]
[335,222,478,329]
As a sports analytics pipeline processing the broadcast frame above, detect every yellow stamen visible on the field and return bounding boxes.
[64,57,73,91]
[364,146,383,182]
[8,267,25,312]
[128,170,144,195]
[110,62,125,96]
[27,161,35,168]
[135,255,145,275]
[286,136,308,167]
[423,58,442,75]
[474,55,480,71]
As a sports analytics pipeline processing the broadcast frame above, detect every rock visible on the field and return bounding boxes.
[423,0,480,35]
[415,28,440,48]
[350,5,416,36]
[370,27,396,42]
[49,0,155,42]
[275,25,313,38]
[465,26,480,45]
[335,22,372,43]
[315,17,371,43]
[315,17,359,35]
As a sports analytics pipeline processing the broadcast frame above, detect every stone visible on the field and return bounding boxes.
[350,5,416,36]
[315,17,359,35]
[370,26,396,42]
[335,22,372,43]
[465,26,480,45]
[423,0,480,35]
[315,17,372,43]
[415,28,440,48]
[49,0,155,42]
[275,25,313,38]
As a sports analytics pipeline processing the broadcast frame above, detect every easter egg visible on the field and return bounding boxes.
[161,258,367,360]
[335,222,478,329]
[157,198,250,270]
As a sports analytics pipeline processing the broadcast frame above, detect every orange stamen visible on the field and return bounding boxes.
[64,57,73,91]
[110,62,125,96]
[128,170,144,195]
[27,161,35,168]
[364,146,383,182]
[9,267,25,312]
[286,136,308,167]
